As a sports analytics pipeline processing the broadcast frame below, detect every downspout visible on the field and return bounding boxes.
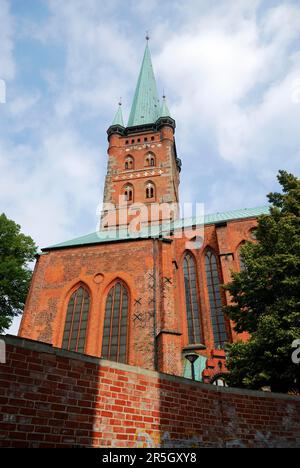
[152,238,159,371]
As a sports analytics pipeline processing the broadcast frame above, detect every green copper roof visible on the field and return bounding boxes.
[127,44,161,127]
[42,206,269,251]
[160,96,171,118]
[112,104,124,126]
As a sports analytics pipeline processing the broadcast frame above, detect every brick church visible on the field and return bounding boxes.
[19,42,268,384]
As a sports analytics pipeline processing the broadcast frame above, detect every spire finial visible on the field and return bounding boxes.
[160,92,171,119]
[145,30,150,42]
[112,99,124,126]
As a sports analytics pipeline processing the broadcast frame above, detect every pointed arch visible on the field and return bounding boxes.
[125,155,134,170]
[101,279,129,364]
[62,283,91,353]
[145,152,156,167]
[204,249,229,349]
[123,183,134,202]
[145,180,156,200]
[183,251,204,345]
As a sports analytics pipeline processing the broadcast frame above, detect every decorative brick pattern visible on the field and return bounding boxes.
[1,336,299,448]
[102,125,180,229]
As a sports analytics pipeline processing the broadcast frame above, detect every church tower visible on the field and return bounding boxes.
[101,41,182,230]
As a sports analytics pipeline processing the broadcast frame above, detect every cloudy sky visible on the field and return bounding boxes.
[1,0,300,333]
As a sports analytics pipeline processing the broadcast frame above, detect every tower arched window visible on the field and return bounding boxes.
[102,281,129,364]
[205,250,229,349]
[146,182,155,199]
[183,253,203,344]
[125,156,134,171]
[62,286,90,353]
[124,184,133,202]
[145,153,155,167]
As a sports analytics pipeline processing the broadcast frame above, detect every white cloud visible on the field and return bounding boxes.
[0,0,15,80]
[24,0,139,123]
[0,129,101,248]
[8,91,40,116]
[153,1,300,181]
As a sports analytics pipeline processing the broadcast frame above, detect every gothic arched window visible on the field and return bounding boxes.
[146,181,155,199]
[145,153,155,167]
[62,286,90,353]
[125,156,134,171]
[124,184,133,202]
[205,251,229,349]
[102,281,129,363]
[183,253,203,344]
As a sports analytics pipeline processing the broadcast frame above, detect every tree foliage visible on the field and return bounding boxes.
[224,171,300,393]
[0,214,37,332]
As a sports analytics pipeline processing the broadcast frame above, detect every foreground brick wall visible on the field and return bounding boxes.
[0,335,299,448]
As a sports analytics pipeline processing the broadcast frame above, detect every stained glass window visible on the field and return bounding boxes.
[183,253,203,344]
[205,251,229,349]
[62,286,90,353]
[102,282,129,363]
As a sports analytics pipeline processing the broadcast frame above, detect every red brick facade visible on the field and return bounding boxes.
[19,216,258,380]
[1,336,299,448]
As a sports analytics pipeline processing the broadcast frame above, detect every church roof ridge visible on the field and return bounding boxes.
[42,206,269,252]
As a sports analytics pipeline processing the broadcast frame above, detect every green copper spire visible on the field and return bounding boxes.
[112,102,124,126]
[127,43,160,127]
[160,95,171,118]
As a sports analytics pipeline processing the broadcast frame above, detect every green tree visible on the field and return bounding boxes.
[224,171,300,393]
[0,214,37,333]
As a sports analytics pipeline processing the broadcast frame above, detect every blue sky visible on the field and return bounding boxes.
[0,0,300,333]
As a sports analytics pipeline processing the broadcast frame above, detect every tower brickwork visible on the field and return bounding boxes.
[101,44,181,229]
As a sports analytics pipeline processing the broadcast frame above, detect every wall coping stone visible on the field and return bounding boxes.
[2,334,300,402]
